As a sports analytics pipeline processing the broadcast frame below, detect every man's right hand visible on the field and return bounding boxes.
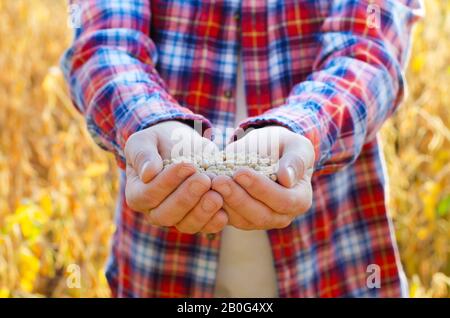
[124,121,228,234]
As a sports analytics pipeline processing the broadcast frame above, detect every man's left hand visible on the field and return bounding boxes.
[212,126,315,230]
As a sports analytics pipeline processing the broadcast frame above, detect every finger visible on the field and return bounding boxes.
[211,175,291,229]
[200,209,228,234]
[222,202,254,230]
[233,168,309,215]
[277,137,314,188]
[224,202,292,230]
[175,191,223,234]
[276,152,304,188]
[125,162,196,212]
[124,130,163,183]
[149,172,211,227]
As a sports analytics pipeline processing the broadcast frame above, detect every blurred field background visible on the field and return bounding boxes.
[0,0,449,298]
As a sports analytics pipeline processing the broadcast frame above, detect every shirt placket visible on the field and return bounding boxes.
[196,0,243,297]
[241,0,272,117]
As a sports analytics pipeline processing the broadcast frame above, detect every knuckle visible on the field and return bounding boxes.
[230,191,247,208]
[174,194,194,209]
[146,194,160,210]
[161,172,181,189]
[155,216,175,227]
[252,179,268,196]
[190,210,209,225]
[126,183,160,211]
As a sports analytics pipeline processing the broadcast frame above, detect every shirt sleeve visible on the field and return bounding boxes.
[238,0,423,175]
[61,0,212,169]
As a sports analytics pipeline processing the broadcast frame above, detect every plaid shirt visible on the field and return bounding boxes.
[62,0,422,297]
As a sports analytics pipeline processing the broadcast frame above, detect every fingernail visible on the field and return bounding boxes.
[177,166,195,178]
[189,182,208,196]
[287,166,296,185]
[236,174,252,187]
[140,161,150,179]
[216,183,232,197]
[202,197,217,212]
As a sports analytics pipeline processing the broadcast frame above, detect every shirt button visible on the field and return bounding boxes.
[234,11,241,31]
[224,90,233,99]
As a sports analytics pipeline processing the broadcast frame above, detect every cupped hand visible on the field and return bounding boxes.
[212,126,315,230]
[124,121,228,234]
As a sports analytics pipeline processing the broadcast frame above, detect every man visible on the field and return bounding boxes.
[62,0,422,297]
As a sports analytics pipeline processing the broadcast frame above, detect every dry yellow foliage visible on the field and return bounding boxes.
[379,0,450,298]
[0,0,448,297]
[0,0,117,297]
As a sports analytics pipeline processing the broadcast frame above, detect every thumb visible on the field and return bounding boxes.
[277,137,314,188]
[124,131,163,183]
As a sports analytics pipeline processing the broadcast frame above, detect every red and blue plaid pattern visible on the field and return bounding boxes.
[62,0,422,297]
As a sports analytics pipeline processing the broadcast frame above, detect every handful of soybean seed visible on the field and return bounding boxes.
[162,152,279,181]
